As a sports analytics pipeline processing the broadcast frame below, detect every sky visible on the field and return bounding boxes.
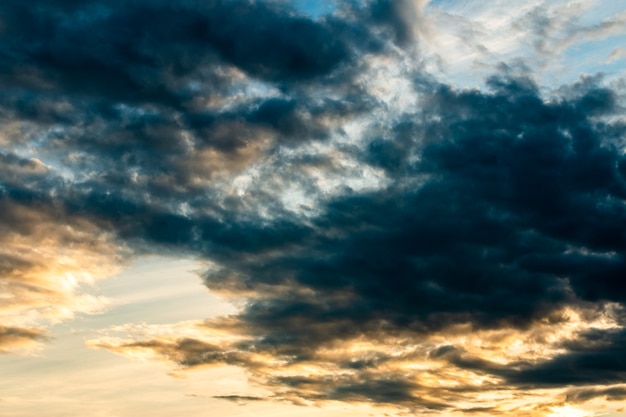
[1,0,626,416]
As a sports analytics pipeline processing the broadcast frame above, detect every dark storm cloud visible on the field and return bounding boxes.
[185,74,626,403]
[202,74,626,329]
[75,72,626,407]
[416,76,626,302]
[0,0,389,206]
[4,67,625,410]
[3,0,626,411]
[0,0,402,107]
[0,0,347,99]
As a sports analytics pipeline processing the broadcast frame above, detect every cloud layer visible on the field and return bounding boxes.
[2,0,626,415]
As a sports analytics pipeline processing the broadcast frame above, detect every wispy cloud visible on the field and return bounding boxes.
[419,0,626,85]
[607,47,626,63]
[0,326,49,354]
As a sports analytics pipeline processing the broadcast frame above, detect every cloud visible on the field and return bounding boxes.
[510,327,626,387]
[1,0,626,414]
[196,73,626,334]
[0,325,49,354]
[0,155,127,352]
[607,47,626,63]
[87,72,626,412]
[418,1,626,86]
[87,302,622,411]
[213,395,265,404]
[515,4,626,57]
[566,385,626,403]
[0,1,351,97]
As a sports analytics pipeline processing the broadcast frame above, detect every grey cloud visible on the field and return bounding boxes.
[212,395,265,404]
[0,326,49,353]
[84,73,626,407]
[509,328,626,387]
[566,385,626,403]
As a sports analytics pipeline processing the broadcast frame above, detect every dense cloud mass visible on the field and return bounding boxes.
[2,0,626,415]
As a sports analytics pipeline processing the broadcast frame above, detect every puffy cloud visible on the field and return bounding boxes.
[86,73,626,412]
